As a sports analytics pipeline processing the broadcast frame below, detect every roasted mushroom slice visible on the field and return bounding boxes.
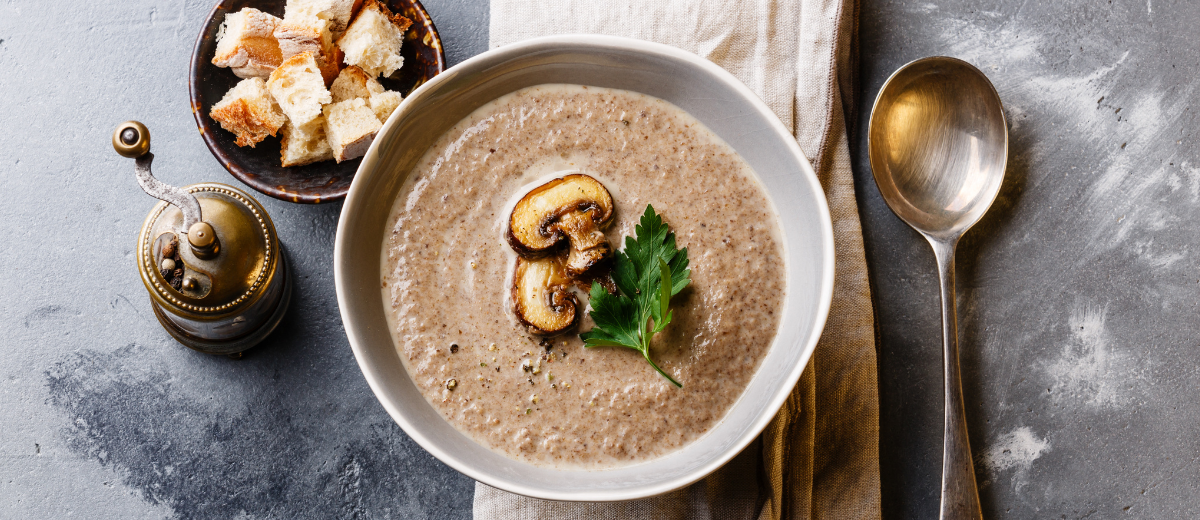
[512,255,578,335]
[508,174,614,275]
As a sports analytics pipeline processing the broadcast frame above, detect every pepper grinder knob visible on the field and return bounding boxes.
[113,121,216,258]
[188,221,220,259]
[113,121,151,158]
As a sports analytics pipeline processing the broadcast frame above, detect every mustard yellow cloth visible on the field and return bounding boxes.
[477,0,879,517]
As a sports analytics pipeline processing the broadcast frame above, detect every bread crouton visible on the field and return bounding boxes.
[280,116,334,167]
[323,98,382,162]
[330,65,385,102]
[336,0,412,78]
[266,52,332,126]
[283,0,363,36]
[274,15,341,84]
[212,8,284,79]
[368,90,403,123]
[209,77,287,147]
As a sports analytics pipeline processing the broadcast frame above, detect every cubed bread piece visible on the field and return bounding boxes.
[212,8,283,79]
[274,16,341,84]
[323,98,382,162]
[368,90,403,123]
[330,65,385,102]
[209,77,286,147]
[267,52,332,125]
[283,0,363,35]
[280,116,334,167]
[336,0,412,78]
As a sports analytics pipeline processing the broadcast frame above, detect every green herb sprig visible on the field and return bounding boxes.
[580,205,691,387]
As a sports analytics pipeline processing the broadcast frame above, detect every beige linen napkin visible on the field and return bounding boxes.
[477,0,879,518]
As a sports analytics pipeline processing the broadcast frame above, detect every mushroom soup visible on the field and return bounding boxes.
[381,84,786,469]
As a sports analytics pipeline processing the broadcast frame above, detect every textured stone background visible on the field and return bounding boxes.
[856,0,1200,518]
[0,0,486,518]
[2,0,1198,518]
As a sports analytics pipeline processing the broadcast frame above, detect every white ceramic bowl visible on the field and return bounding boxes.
[335,35,834,501]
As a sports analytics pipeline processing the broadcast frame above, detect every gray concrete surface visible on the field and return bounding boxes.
[0,0,486,518]
[3,0,1198,518]
[855,0,1200,518]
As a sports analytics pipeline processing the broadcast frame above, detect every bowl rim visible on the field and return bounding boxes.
[335,34,836,501]
[188,0,447,204]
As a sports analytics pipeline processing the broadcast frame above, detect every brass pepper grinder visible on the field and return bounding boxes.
[113,121,291,356]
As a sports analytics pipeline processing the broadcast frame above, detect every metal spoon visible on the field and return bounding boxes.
[867,56,1007,519]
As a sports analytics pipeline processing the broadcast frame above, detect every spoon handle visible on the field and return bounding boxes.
[929,237,983,520]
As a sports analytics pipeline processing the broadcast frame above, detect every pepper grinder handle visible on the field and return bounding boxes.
[113,121,219,259]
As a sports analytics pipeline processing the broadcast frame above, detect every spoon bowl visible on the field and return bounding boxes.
[869,57,1007,238]
[868,56,1007,520]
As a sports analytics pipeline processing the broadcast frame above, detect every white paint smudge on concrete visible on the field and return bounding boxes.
[1133,239,1187,269]
[1181,162,1200,202]
[1083,155,1194,269]
[979,427,1051,493]
[1167,171,1182,192]
[1044,303,1131,408]
[1023,51,1129,147]
[942,22,1040,67]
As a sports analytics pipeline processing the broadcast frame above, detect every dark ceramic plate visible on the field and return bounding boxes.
[190,0,445,204]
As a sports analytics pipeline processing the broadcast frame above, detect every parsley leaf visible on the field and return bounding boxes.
[580,282,641,349]
[580,205,691,387]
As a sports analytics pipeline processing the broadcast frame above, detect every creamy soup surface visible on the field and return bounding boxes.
[381,84,786,469]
